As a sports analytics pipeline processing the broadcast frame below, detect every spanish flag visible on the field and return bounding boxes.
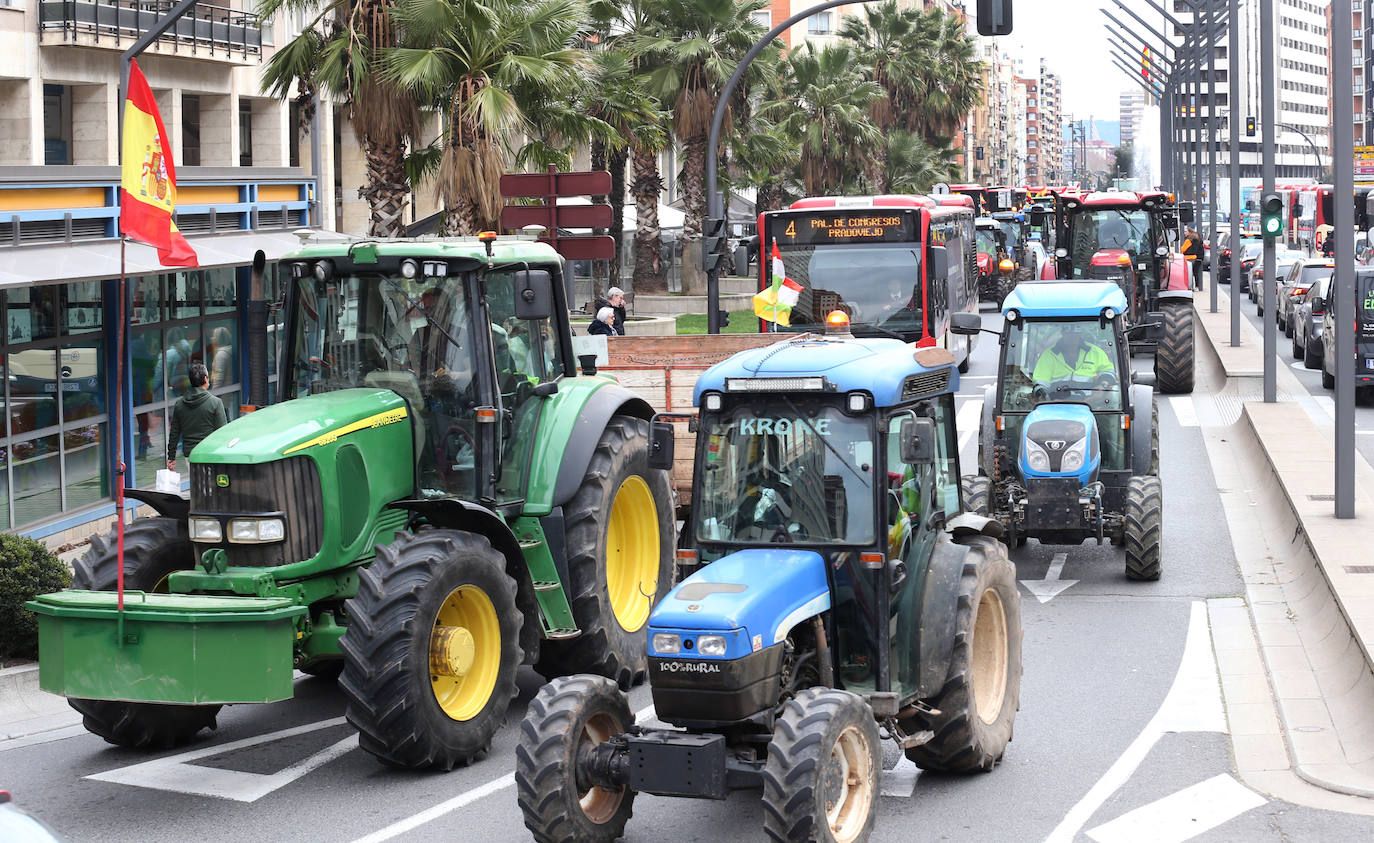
[120,59,198,267]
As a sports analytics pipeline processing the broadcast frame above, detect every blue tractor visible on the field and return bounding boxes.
[950,282,1162,580]
[515,328,1023,842]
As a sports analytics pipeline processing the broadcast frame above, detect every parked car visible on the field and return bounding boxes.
[1221,242,1263,291]
[1277,258,1334,336]
[1251,249,1306,309]
[1319,267,1374,400]
[1291,274,1331,368]
[1216,232,1262,283]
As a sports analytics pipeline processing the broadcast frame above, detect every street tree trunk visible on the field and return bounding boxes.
[607,146,628,287]
[679,133,708,294]
[631,143,665,290]
[360,135,409,237]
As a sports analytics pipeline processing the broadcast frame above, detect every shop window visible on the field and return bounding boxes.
[162,324,203,400]
[131,274,163,325]
[60,339,105,423]
[63,281,102,335]
[7,286,59,343]
[63,423,109,511]
[171,270,202,319]
[8,347,58,436]
[205,267,237,314]
[207,318,238,388]
[10,433,61,526]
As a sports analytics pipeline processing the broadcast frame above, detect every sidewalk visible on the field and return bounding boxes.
[0,664,82,747]
[1194,288,1374,801]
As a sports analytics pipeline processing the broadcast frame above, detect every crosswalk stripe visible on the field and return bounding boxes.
[1169,396,1198,427]
[1084,774,1266,843]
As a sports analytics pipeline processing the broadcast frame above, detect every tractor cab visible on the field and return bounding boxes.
[954,282,1162,575]
[976,217,1016,304]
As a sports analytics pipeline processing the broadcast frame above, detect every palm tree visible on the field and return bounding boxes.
[838,0,922,193]
[732,118,800,215]
[632,0,769,292]
[907,6,983,144]
[259,0,421,236]
[885,130,959,194]
[762,43,882,196]
[383,0,590,234]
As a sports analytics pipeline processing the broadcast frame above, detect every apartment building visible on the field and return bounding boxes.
[1121,89,1147,148]
[1039,61,1065,184]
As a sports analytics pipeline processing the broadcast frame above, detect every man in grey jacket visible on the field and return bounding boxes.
[167,363,228,470]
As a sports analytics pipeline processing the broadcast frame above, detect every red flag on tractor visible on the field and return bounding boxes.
[120,59,198,267]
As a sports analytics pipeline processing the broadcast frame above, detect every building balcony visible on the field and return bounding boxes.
[39,0,262,65]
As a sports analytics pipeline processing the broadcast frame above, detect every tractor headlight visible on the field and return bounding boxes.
[697,635,727,657]
[188,517,222,542]
[228,517,286,543]
[652,633,681,654]
[1061,438,1087,472]
[1024,439,1051,472]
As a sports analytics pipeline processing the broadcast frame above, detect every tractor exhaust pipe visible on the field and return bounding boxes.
[246,249,269,409]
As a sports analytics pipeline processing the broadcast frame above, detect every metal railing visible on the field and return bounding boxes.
[39,0,262,59]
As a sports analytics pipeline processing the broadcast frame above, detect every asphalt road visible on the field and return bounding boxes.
[4,306,1373,842]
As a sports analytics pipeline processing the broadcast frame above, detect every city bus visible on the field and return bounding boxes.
[757,195,980,370]
[1245,185,1308,250]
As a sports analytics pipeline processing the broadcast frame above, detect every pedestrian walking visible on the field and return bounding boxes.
[594,287,628,336]
[588,306,617,337]
[1182,228,1203,291]
[166,363,228,471]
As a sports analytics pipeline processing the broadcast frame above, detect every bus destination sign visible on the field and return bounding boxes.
[774,211,915,245]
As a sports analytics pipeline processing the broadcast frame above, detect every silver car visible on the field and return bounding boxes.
[1251,249,1305,312]
[1291,274,1331,369]
[1277,258,1334,336]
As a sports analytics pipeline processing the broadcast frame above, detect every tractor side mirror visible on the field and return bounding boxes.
[1292,202,1304,218]
[950,312,982,336]
[1178,203,1195,224]
[900,417,937,465]
[1155,246,1169,257]
[648,417,675,471]
[1027,207,1046,227]
[930,246,948,280]
[515,269,553,321]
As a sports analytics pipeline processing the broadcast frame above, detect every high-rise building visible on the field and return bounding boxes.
[1121,90,1147,148]
[1040,61,1065,184]
[1022,74,1045,184]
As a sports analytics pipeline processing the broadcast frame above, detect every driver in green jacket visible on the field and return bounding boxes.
[1032,322,1116,385]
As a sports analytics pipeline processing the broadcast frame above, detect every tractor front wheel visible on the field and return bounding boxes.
[1124,476,1163,581]
[537,416,674,689]
[68,517,221,749]
[340,529,521,770]
[1154,302,1195,394]
[515,675,636,843]
[762,688,880,843]
[905,536,1021,773]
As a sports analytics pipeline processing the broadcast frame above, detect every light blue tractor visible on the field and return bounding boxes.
[514,326,1023,843]
[951,281,1162,580]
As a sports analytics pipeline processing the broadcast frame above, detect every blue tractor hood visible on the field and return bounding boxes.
[1019,402,1101,487]
[648,549,831,659]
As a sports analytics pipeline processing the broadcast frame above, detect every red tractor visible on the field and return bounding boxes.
[1036,190,1196,394]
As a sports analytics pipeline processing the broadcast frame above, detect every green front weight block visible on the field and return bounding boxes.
[27,590,307,705]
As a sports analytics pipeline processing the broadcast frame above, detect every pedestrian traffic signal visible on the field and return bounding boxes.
[702,217,728,273]
[1246,116,1256,137]
[1261,192,1283,239]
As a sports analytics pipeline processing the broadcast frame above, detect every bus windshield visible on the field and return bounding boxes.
[1067,209,1152,277]
[771,243,923,333]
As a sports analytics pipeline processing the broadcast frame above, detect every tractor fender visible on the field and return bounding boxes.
[648,549,830,648]
[946,512,1005,540]
[1161,256,1193,292]
[540,380,653,510]
[123,488,190,522]
[914,541,971,699]
[1130,384,1155,475]
[387,498,542,664]
[1040,260,1058,280]
[1156,289,1194,304]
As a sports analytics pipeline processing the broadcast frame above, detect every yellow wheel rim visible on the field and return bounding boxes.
[605,475,660,632]
[430,585,501,721]
[972,587,1009,725]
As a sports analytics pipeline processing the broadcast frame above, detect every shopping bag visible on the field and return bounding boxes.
[155,468,181,493]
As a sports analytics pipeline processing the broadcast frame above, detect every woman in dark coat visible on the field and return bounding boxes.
[588,306,617,337]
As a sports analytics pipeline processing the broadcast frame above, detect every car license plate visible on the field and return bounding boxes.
[1366,360,1374,371]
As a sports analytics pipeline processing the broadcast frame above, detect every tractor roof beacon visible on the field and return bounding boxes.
[953,281,1162,581]
[516,333,1024,842]
[27,235,677,770]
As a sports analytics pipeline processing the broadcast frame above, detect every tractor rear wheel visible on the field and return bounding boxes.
[905,536,1021,773]
[1154,302,1195,394]
[516,675,636,843]
[537,416,673,689]
[762,688,880,843]
[961,475,990,516]
[1124,476,1163,581]
[340,529,521,770]
[68,517,221,749]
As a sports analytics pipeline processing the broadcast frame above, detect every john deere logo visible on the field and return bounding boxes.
[216,474,230,488]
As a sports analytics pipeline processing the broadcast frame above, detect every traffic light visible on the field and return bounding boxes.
[976,0,1013,36]
[1246,116,1256,137]
[702,216,727,273]
[1260,192,1284,239]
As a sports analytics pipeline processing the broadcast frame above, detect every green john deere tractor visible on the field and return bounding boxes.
[27,236,675,770]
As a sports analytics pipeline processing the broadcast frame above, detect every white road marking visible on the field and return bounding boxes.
[1019,552,1079,603]
[1290,361,1312,371]
[959,374,997,380]
[881,754,919,798]
[1045,601,1226,843]
[1084,774,1265,843]
[956,395,984,454]
[87,717,356,802]
[1169,396,1199,427]
[1314,395,1335,418]
[350,703,657,843]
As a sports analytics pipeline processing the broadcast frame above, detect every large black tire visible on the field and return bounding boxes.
[68,517,221,749]
[958,334,972,374]
[1322,360,1335,389]
[1150,399,1160,477]
[1303,336,1322,370]
[906,536,1021,773]
[515,675,636,843]
[961,474,990,516]
[1154,302,1194,394]
[1124,476,1163,581]
[762,688,880,843]
[536,416,674,689]
[1291,330,1304,360]
[340,529,521,770]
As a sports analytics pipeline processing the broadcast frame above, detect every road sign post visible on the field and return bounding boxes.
[1334,0,1356,519]
[1261,0,1276,403]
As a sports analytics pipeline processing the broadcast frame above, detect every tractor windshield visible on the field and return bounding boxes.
[1067,209,1152,277]
[997,219,1024,252]
[1000,319,1123,413]
[975,227,999,256]
[769,244,923,336]
[694,403,876,545]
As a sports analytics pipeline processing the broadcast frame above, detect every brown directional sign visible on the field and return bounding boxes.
[544,235,616,260]
[500,170,612,199]
[501,203,614,230]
